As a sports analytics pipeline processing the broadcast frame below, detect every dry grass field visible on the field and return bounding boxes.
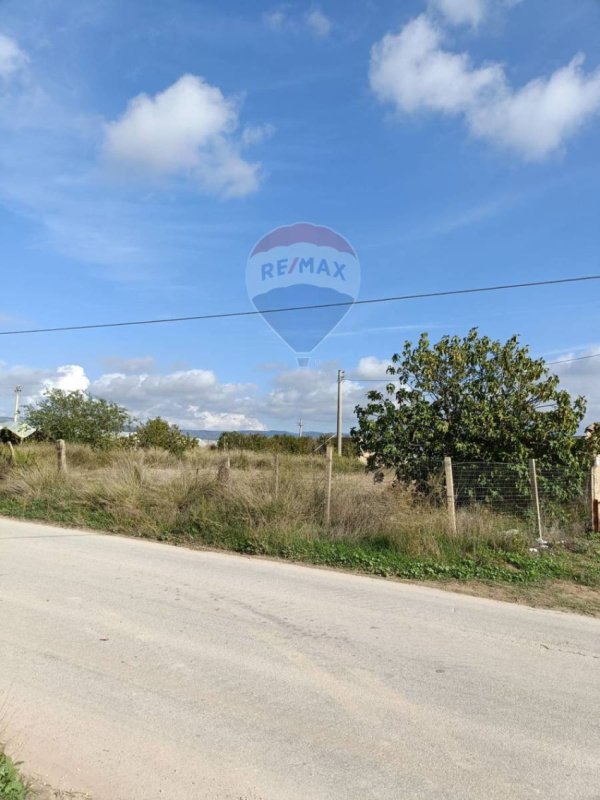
[0,442,599,613]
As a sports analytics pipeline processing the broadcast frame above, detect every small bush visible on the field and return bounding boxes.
[133,418,197,456]
[218,432,321,455]
[0,753,27,800]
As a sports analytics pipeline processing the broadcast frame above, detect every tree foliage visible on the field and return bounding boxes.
[26,390,130,448]
[352,329,587,486]
[134,417,197,455]
[217,431,342,455]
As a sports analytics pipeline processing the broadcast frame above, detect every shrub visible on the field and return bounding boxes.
[26,389,130,449]
[218,431,322,455]
[134,417,197,456]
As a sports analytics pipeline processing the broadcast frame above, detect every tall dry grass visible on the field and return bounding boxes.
[0,442,535,559]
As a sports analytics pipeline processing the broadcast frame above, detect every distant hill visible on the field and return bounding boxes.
[183,429,328,441]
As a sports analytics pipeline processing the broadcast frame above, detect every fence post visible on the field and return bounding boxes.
[528,458,543,541]
[273,453,280,501]
[218,455,231,485]
[325,445,333,525]
[133,453,145,486]
[56,439,67,474]
[6,441,15,466]
[591,456,600,532]
[444,456,457,535]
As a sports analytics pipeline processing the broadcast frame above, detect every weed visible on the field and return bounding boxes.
[0,443,598,601]
[0,753,27,800]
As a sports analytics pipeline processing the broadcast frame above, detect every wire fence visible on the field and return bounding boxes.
[450,460,589,538]
[33,440,594,541]
[452,462,531,515]
[219,449,592,539]
[537,464,590,538]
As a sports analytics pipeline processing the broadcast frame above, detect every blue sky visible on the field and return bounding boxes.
[1,0,600,431]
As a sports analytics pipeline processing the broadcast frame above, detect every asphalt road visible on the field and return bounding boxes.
[0,517,599,800]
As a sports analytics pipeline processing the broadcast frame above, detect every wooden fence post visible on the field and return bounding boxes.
[325,446,333,525]
[444,456,457,535]
[528,458,543,541]
[218,455,231,485]
[7,441,16,466]
[591,456,600,532]
[133,453,145,486]
[273,453,280,501]
[56,439,67,474]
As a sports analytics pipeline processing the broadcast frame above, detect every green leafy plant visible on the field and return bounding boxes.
[218,432,315,454]
[0,753,27,800]
[352,329,587,495]
[26,390,131,449]
[218,431,357,457]
[134,417,197,456]
[0,443,598,616]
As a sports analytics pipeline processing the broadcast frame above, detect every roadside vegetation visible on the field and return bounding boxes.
[0,443,599,614]
[3,329,598,614]
[353,328,595,486]
[217,431,356,457]
[0,753,27,800]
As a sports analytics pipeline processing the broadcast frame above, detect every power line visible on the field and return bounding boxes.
[351,351,600,377]
[0,274,598,337]
[547,353,600,365]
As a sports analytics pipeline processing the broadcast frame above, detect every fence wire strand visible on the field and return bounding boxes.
[451,461,589,537]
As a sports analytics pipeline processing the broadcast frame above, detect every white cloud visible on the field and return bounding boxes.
[104,74,263,197]
[105,75,235,171]
[0,32,27,79]
[430,0,487,27]
[352,357,391,380]
[0,363,91,417]
[0,357,404,432]
[91,369,264,430]
[552,349,600,425]
[3,352,598,434]
[183,411,265,431]
[0,47,260,271]
[429,0,523,27]
[264,7,332,38]
[241,123,276,147]
[470,55,600,160]
[306,9,332,38]
[101,356,156,374]
[260,363,372,428]
[370,16,503,115]
[370,14,600,160]
[42,365,90,393]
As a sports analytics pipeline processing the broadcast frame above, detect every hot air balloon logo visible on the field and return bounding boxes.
[246,222,360,366]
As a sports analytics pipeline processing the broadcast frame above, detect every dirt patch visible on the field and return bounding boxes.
[427,579,600,616]
[27,776,91,800]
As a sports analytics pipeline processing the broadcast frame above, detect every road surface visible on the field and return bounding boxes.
[0,517,599,800]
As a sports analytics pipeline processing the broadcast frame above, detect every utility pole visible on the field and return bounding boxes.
[298,418,304,437]
[336,369,344,457]
[13,385,22,424]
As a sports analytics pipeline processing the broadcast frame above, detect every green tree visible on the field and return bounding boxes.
[26,390,131,448]
[135,417,197,456]
[352,329,587,488]
[217,431,323,455]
